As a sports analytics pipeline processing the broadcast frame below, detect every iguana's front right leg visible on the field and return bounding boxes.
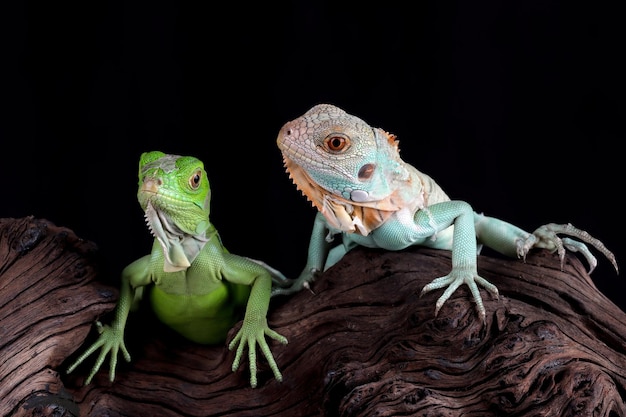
[223,256,288,388]
[67,275,133,384]
[67,256,149,384]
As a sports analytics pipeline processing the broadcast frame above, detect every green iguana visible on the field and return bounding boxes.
[67,151,287,388]
[273,104,619,321]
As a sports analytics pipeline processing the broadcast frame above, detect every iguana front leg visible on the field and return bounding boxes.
[272,212,334,296]
[474,214,619,274]
[519,223,618,273]
[67,256,149,383]
[224,255,288,388]
[393,201,499,322]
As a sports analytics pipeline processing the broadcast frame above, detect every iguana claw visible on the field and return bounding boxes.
[516,223,619,274]
[229,319,288,388]
[271,268,319,297]
[66,320,131,385]
[420,268,499,323]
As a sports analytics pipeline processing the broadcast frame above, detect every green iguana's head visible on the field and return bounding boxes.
[137,151,212,272]
[276,104,412,235]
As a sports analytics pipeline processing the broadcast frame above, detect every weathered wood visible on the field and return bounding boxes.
[2,217,625,416]
[0,217,115,417]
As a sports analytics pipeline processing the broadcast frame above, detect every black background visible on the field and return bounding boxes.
[2,2,624,311]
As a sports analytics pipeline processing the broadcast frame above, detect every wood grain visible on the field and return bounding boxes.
[1,217,625,416]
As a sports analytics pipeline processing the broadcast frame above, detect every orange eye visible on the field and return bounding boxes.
[324,134,350,152]
[189,170,202,189]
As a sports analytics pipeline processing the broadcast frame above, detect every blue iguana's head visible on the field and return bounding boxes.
[276,104,411,235]
[277,104,409,203]
[137,151,212,271]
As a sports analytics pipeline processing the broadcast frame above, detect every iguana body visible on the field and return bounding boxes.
[67,151,287,388]
[274,104,619,320]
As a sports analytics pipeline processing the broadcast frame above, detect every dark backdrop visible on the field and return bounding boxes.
[2,2,624,311]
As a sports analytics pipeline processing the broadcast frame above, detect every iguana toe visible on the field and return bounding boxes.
[516,223,618,274]
[420,272,498,323]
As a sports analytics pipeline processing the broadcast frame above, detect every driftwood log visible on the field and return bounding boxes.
[1,216,625,417]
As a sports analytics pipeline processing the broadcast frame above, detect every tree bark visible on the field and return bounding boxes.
[1,217,625,417]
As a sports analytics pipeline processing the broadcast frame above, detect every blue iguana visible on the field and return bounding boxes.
[273,104,619,321]
[67,151,287,388]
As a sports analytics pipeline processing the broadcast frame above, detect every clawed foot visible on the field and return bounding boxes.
[229,319,288,388]
[271,279,315,296]
[420,267,499,322]
[271,269,318,297]
[66,321,131,385]
[516,223,618,274]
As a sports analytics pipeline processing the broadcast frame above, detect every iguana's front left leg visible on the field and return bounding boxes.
[224,257,288,388]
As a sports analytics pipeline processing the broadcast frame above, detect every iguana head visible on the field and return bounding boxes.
[137,151,212,272]
[277,104,418,235]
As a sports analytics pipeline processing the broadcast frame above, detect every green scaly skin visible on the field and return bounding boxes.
[67,151,287,388]
[273,104,619,322]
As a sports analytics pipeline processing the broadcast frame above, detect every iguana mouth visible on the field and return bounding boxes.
[282,155,402,236]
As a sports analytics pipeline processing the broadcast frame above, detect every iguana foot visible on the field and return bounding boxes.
[229,320,288,388]
[271,269,319,297]
[420,270,499,322]
[66,321,131,385]
[516,223,619,274]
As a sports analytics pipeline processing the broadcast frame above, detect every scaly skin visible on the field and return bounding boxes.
[273,104,619,321]
[67,151,287,388]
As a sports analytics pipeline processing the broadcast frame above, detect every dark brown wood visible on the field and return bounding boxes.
[2,217,625,416]
[0,217,115,417]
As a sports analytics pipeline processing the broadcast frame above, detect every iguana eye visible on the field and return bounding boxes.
[189,170,202,189]
[323,134,350,152]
